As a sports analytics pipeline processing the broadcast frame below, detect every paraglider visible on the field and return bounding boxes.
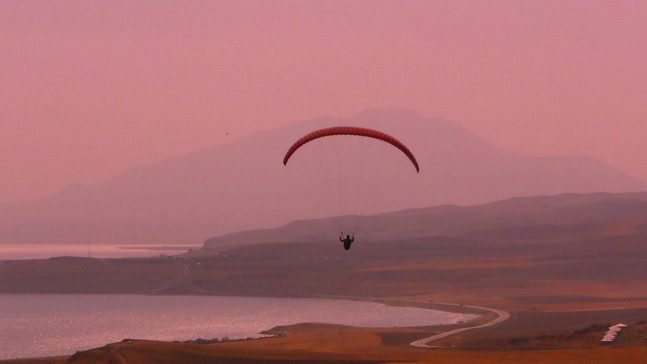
[283,126,419,250]
[340,233,354,250]
[283,126,419,172]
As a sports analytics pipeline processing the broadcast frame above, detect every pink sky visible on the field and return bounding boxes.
[1,1,646,203]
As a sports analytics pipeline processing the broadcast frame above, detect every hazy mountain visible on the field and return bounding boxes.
[1,109,645,244]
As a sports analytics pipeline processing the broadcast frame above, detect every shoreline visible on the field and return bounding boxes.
[0,293,480,363]
[410,302,509,347]
[3,294,646,363]
[310,295,510,347]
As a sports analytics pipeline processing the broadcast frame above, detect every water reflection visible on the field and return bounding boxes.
[0,294,476,359]
[0,243,199,260]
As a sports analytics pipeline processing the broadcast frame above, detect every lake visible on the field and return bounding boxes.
[0,294,476,359]
[0,243,199,260]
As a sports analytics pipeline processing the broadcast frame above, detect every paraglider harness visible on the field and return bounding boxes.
[340,233,355,250]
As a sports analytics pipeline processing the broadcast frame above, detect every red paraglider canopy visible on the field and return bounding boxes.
[283,126,419,172]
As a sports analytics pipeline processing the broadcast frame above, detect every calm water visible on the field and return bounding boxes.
[0,294,476,359]
[0,243,199,260]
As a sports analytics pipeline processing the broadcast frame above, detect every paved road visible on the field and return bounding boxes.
[314,295,509,348]
[410,302,510,348]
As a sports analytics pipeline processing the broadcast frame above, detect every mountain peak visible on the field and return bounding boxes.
[353,107,424,121]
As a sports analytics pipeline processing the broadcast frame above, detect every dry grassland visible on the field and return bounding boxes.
[4,323,645,364]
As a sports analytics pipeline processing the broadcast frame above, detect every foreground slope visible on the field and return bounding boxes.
[1,109,644,243]
[5,321,647,364]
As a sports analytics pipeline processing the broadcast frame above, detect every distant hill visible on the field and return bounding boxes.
[203,191,647,250]
[5,191,647,304]
[0,108,645,243]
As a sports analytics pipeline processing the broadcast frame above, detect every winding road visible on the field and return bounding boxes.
[410,302,510,348]
[319,295,510,348]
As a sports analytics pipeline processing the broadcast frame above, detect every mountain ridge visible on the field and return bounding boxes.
[202,191,647,250]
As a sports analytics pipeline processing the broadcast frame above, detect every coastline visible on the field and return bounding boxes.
[2,293,646,363]
[310,295,509,347]
[0,294,480,363]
